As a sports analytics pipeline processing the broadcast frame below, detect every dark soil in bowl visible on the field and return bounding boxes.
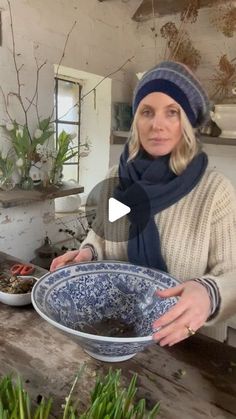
[79,318,138,337]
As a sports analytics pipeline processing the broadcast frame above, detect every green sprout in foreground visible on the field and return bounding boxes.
[0,367,160,418]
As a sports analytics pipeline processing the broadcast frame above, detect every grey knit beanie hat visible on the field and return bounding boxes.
[133,61,210,128]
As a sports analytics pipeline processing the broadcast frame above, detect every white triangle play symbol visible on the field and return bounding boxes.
[108,198,130,222]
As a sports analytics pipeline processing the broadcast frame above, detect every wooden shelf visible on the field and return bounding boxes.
[0,182,84,208]
[201,135,236,146]
[112,130,130,138]
[111,130,130,144]
[111,131,236,146]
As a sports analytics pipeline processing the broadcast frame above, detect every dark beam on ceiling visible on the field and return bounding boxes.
[132,0,230,21]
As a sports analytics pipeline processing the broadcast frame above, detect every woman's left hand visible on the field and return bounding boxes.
[152,280,211,347]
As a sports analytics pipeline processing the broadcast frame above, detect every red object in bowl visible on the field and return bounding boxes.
[10,264,35,276]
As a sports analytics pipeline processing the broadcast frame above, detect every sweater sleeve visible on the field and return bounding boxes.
[80,227,105,260]
[200,176,236,325]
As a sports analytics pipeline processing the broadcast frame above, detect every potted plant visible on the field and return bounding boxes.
[3,118,54,189]
[0,150,15,191]
[49,130,78,185]
[35,130,90,187]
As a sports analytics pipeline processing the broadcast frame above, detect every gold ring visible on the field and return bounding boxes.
[185,325,195,337]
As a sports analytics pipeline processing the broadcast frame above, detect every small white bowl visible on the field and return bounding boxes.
[0,290,32,306]
[0,275,38,306]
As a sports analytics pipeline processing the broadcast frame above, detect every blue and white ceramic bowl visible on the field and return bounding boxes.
[32,261,179,362]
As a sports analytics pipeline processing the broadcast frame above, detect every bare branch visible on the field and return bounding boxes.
[0,86,14,122]
[55,21,77,79]
[25,96,36,107]
[7,91,20,103]
[26,58,47,113]
[168,5,190,60]
[33,55,41,123]
[50,20,77,121]
[82,56,135,101]
[93,89,96,110]
[18,63,24,72]
[25,88,46,126]
[7,0,30,138]
[57,55,135,121]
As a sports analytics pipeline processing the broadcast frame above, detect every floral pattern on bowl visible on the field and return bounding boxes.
[32,261,180,362]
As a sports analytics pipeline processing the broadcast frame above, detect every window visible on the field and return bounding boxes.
[54,77,82,181]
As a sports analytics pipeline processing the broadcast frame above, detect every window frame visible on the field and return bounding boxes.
[54,76,82,182]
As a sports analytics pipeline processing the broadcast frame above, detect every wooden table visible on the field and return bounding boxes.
[1,301,236,419]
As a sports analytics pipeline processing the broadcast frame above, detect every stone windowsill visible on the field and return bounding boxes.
[0,182,84,208]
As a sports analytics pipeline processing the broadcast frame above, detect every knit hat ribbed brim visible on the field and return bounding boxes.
[133,61,210,128]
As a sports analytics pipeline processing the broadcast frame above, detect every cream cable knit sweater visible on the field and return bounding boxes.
[81,166,236,325]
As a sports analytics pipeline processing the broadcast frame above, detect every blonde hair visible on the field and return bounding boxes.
[128,106,201,175]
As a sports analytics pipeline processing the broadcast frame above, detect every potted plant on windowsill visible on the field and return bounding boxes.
[2,118,54,190]
[35,130,90,188]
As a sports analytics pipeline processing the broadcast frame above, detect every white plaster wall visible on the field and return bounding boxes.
[203,144,236,190]
[0,1,235,124]
[0,201,89,261]
[109,144,124,168]
[0,0,138,259]
[78,73,111,194]
[0,0,236,260]
[0,201,55,261]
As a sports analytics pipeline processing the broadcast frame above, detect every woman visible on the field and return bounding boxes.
[51,61,236,347]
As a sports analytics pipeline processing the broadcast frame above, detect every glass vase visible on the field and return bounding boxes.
[20,176,34,190]
[0,176,16,191]
[19,162,34,190]
[50,165,63,186]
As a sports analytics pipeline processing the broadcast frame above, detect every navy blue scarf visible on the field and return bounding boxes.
[113,144,208,272]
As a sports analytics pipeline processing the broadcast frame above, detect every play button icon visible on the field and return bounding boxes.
[108,198,130,222]
[85,176,150,243]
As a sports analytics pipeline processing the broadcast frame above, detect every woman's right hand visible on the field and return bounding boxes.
[50,248,93,272]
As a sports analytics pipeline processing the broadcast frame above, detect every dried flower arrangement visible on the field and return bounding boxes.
[209,2,236,103]
[210,54,236,102]
[160,0,201,71]
[210,2,236,38]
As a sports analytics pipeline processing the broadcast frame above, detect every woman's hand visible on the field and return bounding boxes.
[152,280,211,347]
[50,248,93,272]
